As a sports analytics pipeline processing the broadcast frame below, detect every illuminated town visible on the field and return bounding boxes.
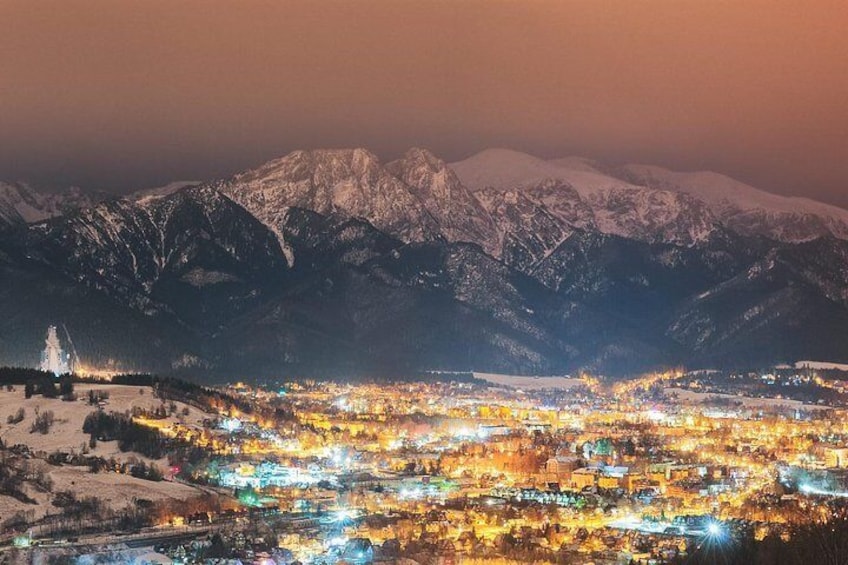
[2,2,848,562]
[3,366,845,563]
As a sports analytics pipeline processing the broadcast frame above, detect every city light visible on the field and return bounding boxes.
[707,522,724,538]
[18,371,848,563]
[333,509,359,523]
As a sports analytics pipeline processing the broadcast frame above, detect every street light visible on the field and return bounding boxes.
[707,522,723,537]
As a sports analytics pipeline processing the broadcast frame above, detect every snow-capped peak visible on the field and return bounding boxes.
[387,147,499,254]
[221,148,441,245]
[621,164,848,242]
[0,181,107,227]
[450,149,717,247]
[130,181,202,204]
[449,148,569,192]
[0,181,47,225]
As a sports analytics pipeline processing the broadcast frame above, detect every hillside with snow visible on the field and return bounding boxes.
[618,164,848,242]
[450,149,717,248]
[450,148,848,245]
[0,182,109,229]
[130,180,202,204]
[0,383,208,520]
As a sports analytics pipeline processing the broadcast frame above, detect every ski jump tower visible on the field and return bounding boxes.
[40,326,72,376]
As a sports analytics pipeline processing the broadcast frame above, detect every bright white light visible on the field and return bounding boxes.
[452,428,475,440]
[335,398,350,411]
[705,521,728,541]
[645,409,666,422]
[399,487,423,500]
[221,418,242,433]
[325,536,348,548]
[334,509,357,522]
[798,483,848,498]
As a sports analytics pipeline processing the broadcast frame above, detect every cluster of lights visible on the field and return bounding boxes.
[220,417,243,433]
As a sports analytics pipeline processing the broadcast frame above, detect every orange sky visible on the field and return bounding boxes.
[0,0,846,205]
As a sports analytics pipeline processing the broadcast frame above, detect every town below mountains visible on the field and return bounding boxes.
[1,148,847,377]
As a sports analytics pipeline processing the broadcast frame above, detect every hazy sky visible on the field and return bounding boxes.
[1,0,846,206]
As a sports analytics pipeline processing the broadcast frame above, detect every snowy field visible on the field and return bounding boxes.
[795,360,848,371]
[474,372,583,390]
[0,463,202,521]
[664,387,828,411]
[0,383,208,458]
[0,383,211,520]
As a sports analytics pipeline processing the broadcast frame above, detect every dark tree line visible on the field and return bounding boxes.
[108,373,282,421]
[0,367,74,399]
[0,367,57,384]
[84,456,163,481]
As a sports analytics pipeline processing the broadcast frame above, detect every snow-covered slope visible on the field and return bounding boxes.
[620,164,848,242]
[450,149,717,247]
[0,182,106,228]
[450,149,572,192]
[386,148,499,255]
[221,145,848,271]
[452,148,848,246]
[221,148,600,268]
[0,182,39,226]
[23,185,288,312]
[476,180,590,271]
[221,148,441,247]
[223,146,844,269]
[0,182,70,226]
[130,181,202,204]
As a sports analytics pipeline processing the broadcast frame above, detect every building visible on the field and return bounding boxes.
[545,456,581,478]
[571,467,599,490]
[825,447,848,468]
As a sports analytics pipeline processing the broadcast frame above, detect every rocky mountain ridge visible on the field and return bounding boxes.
[1,148,847,377]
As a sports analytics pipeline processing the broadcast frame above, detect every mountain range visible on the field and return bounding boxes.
[1,148,847,378]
